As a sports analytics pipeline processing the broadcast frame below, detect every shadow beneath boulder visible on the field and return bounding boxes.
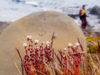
[0,21,11,32]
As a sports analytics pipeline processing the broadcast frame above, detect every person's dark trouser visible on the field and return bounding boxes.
[81,18,87,29]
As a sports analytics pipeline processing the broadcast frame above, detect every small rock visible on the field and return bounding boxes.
[89,6,100,18]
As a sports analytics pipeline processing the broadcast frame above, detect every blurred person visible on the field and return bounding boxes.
[79,5,87,30]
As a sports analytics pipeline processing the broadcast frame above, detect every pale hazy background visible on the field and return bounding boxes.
[0,0,100,32]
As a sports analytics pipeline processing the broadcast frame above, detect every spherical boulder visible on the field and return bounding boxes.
[0,11,87,75]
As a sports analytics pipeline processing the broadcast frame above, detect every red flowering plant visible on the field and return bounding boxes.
[16,33,96,75]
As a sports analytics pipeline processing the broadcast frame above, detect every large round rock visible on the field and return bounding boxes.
[0,11,87,75]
